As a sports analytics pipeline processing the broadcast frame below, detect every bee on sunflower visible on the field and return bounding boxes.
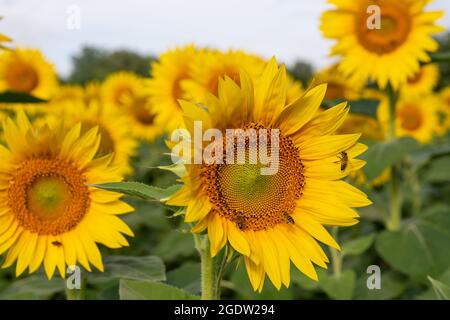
[166,58,371,292]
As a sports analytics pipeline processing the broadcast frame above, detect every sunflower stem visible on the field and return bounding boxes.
[330,227,342,278]
[194,234,219,300]
[386,84,403,231]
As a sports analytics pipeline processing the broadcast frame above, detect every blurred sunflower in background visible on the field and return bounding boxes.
[148,45,198,132]
[167,59,371,291]
[321,0,444,88]
[53,101,138,177]
[312,64,363,101]
[401,63,439,96]
[183,49,265,104]
[0,112,134,278]
[0,48,58,99]
[437,86,450,134]
[378,94,439,143]
[102,71,163,141]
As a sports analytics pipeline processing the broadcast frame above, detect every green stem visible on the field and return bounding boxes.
[428,51,450,63]
[330,227,342,278]
[386,85,402,231]
[194,234,219,300]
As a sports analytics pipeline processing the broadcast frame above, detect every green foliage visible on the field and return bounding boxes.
[318,270,356,300]
[0,91,46,103]
[287,60,314,87]
[376,205,450,280]
[67,47,155,84]
[361,137,419,180]
[120,279,199,300]
[94,181,181,202]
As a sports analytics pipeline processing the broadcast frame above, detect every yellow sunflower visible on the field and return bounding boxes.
[167,59,371,291]
[55,100,138,176]
[436,86,450,134]
[0,48,58,99]
[52,84,84,104]
[401,63,439,96]
[377,93,438,143]
[148,45,199,132]
[102,72,163,141]
[312,64,363,101]
[183,49,266,105]
[286,75,304,106]
[0,112,134,278]
[321,0,444,89]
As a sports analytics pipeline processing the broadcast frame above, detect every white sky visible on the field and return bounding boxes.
[1,0,449,77]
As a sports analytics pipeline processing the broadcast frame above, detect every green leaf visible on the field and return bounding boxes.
[92,182,181,201]
[101,256,166,282]
[427,276,450,300]
[0,276,64,299]
[0,91,47,103]
[416,268,450,300]
[341,233,376,256]
[166,262,201,294]
[119,279,199,300]
[318,269,356,300]
[153,231,196,262]
[354,271,405,300]
[424,155,450,183]
[375,205,450,280]
[323,99,379,118]
[429,51,450,63]
[361,137,419,180]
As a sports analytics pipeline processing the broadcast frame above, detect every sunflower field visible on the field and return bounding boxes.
[0,0,449,302]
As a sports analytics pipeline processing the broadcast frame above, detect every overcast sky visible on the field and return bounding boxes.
[1,0,449,77]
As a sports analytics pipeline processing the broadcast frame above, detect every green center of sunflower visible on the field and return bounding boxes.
[202,123,305,231]
[5,61,39,93]
[357,3,411,54]
[27,176,71,220]
[7,158,90,235]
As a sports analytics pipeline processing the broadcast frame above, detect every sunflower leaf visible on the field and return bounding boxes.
[427,276,450,300]
[360,137,420,181]
[119,279,199,300]
[322,99,379,118]
[341,233,376,256]
[318,269,356,300]
[92,182,181,201]
[375,204,450,280]
[0,91,47,103]
[100,256,166,282]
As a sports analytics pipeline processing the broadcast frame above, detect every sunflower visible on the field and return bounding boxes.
[56,100,138,176]
[102,72,163,141]
[312,64,363,101]
[286,75,304,106]
[183,49,266,105]
[52,84,84,104]
[0,112,134,278]
[148,45,199,132]
[437,86,450,134]
[337,113,385,141]
[401,63,439,96]
[377,94,438,143]
[167,59,371,291]
[0,48,58,99]
[321,0,444,89]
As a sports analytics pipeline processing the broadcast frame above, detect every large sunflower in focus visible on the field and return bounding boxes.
[167,59,371,290]
[0,112,134,278]
[321,0,443,89]
[148,45,198,132]
[0,48,58,99]
[377,94,438,143]
[102,72,163,141]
